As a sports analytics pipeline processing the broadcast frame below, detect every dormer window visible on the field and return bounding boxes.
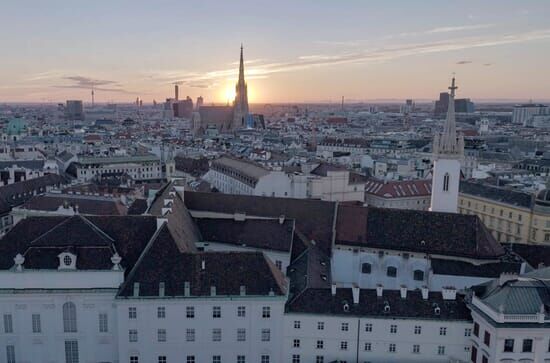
[58,252,77,270]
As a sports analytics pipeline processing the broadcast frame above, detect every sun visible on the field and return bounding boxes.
[224,85,236,103]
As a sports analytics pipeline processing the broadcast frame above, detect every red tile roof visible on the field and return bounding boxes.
[365,178,432,198]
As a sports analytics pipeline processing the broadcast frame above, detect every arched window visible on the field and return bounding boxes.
[361,263,372,274]
[386,266,397,278]
[413,270,424,281]
[63,302,77,332]
[443,173,450,192]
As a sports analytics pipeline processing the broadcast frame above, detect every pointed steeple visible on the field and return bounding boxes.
[433,76,464,158]
[239,43,245,83]
[232,44,249,129]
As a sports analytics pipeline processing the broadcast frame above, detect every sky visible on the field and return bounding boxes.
[1,0,549,104]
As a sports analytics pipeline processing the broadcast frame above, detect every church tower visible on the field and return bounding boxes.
[232,44,249,129]
[430,76,464,213]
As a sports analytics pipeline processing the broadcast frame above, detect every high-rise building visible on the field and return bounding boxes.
[196,96,204,110]
[173,96,193,118]
[65,100,84,120]
[435,93,475,115]
[512,103,548,125]
[430,77,464,213]
[232,44,249,129]
[455,98,475,113]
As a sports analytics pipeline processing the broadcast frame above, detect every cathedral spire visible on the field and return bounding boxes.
[433,76,464,157]
[239,43,245,83]
[232,44,249,129]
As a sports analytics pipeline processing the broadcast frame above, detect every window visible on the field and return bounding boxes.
[315,356,324,363]
[186,306,195,318]
[341,322,349,331]
[438,346,445,355]
[365,323,372,332]
[237,356,245,363]
[483,331,491,346]
[32,313,41,333]
[413,270,424,281]
[237,328,246,341]
[390,324,397,334]
[157,307,166,319]
[440,327,447,336]
[340,341,348,350]
[261,355,270,363]
[364,342,372,351]
[413,344,420,353]
[158,357,166,363]
[212,306,221,318]
[262,306,271,318]
[275,260,282,270]
[482,356,488,363]
[129,307,137,319]
[389,343,396,353]
[473,322,479,337]
[504,339,514,352]
[316,340,324,349]
[293,339,300,348]
[237,306,246,317]
[522,339,533,352]
[158,329,166,342]
[212,356,221,363]
[443,173,450,191]
[464,328,472,337]
[361,263,372,274]
[2,314,13,334]
[212,328,221,342]
[294,320,301,329]
[187,356,195,363]
[414,325,421,334]
[186,328,195,342]
[6,345,15,363]
[63,302,77,332]
[471,346,477,362]
[99,313,108,333]
[64,340,79,363]
[292,355,300,363]
[317,322,324,330]
[261,328,270,342]
[130,356,139,363]
[387,266,397,277]
[129,329,138,342]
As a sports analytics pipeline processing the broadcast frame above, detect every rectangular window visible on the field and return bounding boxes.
[129,329,138,342]
[212,328,221,342]
[438,346,446,355]
[390,324,397,334]
[130,356,139,363]
[237,306,246,317]
[128,307,137,319]
[315,356,324,363]
[186,356,195,363]
[99,313,108,333]
[364,342,372,351]
[212,306,221,318]
[292,355,300,363]
[157,307,166,319]
[32,313,41,333]
[186,306,195,318]
[440,327,447,336]
[237,328,246,342]
[340,341,348,350]
[293,339,300,348]
[414,325,421,334]
[413,344,420,354]
[365,323,372,332]
[261,328,270,342]
[158,329,166,342]
[275,260,282,270]
[237,356,245,363]
[64,340,79,363]
[294,320,301,329]
[262,306,271,318]
[389,343,396,353]
[464,328,472,337]
[522,339,533,353]
[482,356,488,363]
[3,314,13,333]
[471,346,477,362]
[261,356,270,363]
[504,339,514,352]
[6,345,15,363]
[158,357,166,363]
[473,322,479,337]
[317,321,324,330]
[341,322,349,331]
[316,340,324,349]
[212,356,221,363]
[484,331,491,347]
[186,328,195,342]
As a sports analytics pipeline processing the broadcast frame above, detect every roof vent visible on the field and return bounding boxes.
[331,283,337,296]
[383,301,390,313]
[376,284,383,298]
[111,253,122,271]
[184,281,190,297]
[421,285,429,300]
[434,304,441,315]
[159,282,165,297]
[278,215,285,224]
[442,286,457,300]
[352,284,360,305]
[13,254,25,272]
[210,286,216,297]
[133,282,140,297]
[343,301,350,312]
[201,260,206,270]
[400,285,407,299]
[240,285,246,296]
[57,252,76,270]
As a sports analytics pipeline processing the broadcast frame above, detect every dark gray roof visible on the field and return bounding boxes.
[459,180,533,209]
[431,258,522,278]
[0,160,45,170]
[0,174,68,207]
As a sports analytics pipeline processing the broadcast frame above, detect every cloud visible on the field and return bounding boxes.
[54,75,132,93]
[483,63,493,66]
[456,60,473,65]
[426,24,495,34]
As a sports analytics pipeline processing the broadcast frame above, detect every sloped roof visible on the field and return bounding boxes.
[365,178,432,198]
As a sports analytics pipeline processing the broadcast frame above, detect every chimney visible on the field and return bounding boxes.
[240,285,246,296]
[331,283,337,296]
[159,282,165,297]
[376,284,383,298]
[400,285,407,299]
[421,285,429,300]
[498,272,518,287]
[184,281,190,297]
[278,215,285,224]
[352,284,360,305]
[175,84,179,101]
[13,254,25,272]
[442,286,457,300]
[201,260,206,270]
[133,282,140,297]
[210,286,216,296]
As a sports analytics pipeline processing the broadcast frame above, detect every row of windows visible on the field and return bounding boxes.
[294,320,461,336]
[298,339,449,354]
[129,328,272,343]
[5,340,79,363]
[460,199,523,222]
[361,263,424,280]
[129,306,271,319]
[131,355,263,363]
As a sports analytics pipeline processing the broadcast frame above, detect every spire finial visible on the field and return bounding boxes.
[448,74,458,98]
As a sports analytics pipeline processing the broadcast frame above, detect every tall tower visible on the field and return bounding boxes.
[232,44,249,129]
[430,76,464,213]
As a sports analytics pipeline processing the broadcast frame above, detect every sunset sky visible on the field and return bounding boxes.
[1,0,549,103]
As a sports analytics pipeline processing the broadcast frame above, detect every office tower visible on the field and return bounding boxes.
[65,100,84,120]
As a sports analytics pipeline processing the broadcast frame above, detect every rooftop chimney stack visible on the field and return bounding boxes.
[159,282,165,297]
[331,283,337,296]
[421,285,429,300]
[352,284,360,304]
[133,282,140,297]
[376,284,383,298]
[400,285,407,299]
[184,281,190,297]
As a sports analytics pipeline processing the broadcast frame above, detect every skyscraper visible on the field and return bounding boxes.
[65,100,84,120]
[232,44,249,129]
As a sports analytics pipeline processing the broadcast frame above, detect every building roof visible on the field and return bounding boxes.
[195,217,294,252]
[0,174,67,207]
[431,258,522,278]
[18,193,127,215]
[365,178,432,198]
[211,156,269,181]
[503,242,550,269]
[310,163,347,176]
[0,160,45,170]
[459,181,533,209]
[335,204,504,259]
[77,155,159,165]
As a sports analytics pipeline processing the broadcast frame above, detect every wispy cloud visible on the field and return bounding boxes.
[54,75,132,93]
[456,60,473,65]
[426,24,495,34]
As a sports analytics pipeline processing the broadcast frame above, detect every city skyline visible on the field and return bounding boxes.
[1,0,550,103]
